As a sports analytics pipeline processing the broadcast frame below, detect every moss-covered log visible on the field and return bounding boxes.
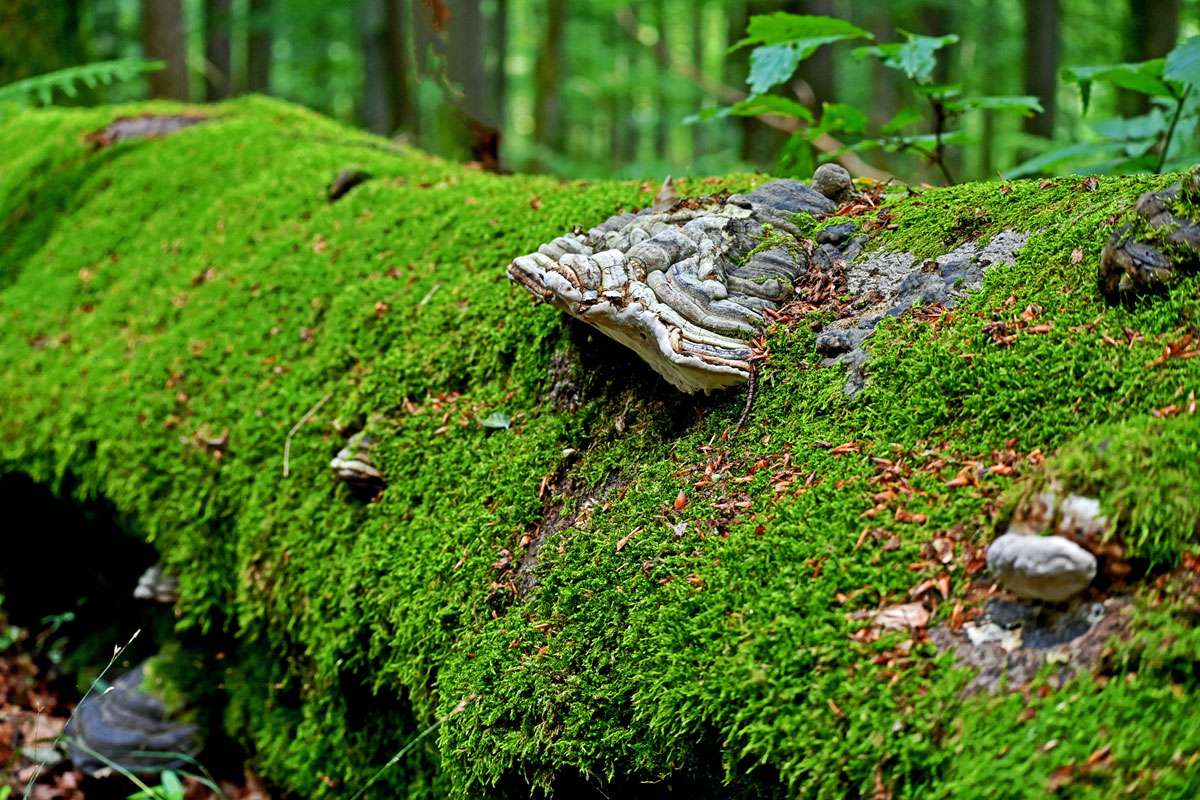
[2,98,1200,798]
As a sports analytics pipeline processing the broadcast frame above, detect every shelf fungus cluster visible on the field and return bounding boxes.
[1100,167,1200,303]
[508,178,839,393]
[330,432,386,496]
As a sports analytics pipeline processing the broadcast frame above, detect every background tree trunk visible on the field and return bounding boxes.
[448,0,486,125]
[532,0,567,160]
[1120,0,1180,116]
[790,0,834,109]
[1022,0,1059,139]
[384,0,416,135]
[359,0,390,133]
[488,0,509,132]
[140,0,189,100]
[653,0,669,160]
[246,0,272,93]
[203,0,232,100]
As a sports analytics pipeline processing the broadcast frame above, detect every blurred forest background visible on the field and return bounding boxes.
[2,0,1199,182]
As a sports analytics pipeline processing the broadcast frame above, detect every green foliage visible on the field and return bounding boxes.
[733,13,872,96]
[853,30,959,85]
[0,58,163,111]
[1012,35,1200,178]
[126,771,185,800]
[704,15,1040,184]
[3,98,1200,799]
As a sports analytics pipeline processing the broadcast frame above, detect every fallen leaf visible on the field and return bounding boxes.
[872,602,929,631]
[1070,248,1083,264]
[673,490,688,511]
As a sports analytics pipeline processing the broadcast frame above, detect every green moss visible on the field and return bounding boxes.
[2,98,1199,798]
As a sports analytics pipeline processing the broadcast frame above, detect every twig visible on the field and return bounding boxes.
[929,98,956,185]
[1156,85,1191,175]
[282,391,333,478]
[732,363,759,440]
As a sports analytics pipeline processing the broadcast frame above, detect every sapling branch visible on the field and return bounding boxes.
[1156,85,1192,175]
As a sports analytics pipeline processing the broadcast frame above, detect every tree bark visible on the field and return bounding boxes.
[360,0,390,134]
[653,0,670,160]
[488,0,509,131]
[204,0,233,100]
[140,0,189,101]
[384,0,417,134]
[1121,0,1181,116]
[532,0,568,158]
[690,0,706,159]
[789,0,835,109]
[247,0,272,93]
[1022,0,1059,139]
[448,0,487,125]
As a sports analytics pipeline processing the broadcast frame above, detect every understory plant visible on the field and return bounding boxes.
[1009,36,1200,177]
[691,13,1041,184]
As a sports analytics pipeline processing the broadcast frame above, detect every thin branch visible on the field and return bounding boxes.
[282,391,333,477]
[613,7,892,181]
[1156,86,1191,175]
[930,98,956,185]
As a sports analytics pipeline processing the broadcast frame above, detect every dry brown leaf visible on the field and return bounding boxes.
[872,601,930,631]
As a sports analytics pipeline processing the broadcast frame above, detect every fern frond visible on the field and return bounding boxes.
[0,59,164,108]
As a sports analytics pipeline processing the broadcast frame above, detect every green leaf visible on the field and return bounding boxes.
[1062,61,1170,112]
[729,95,815,121]
[733,13,872,50]
[0,58,164,108]
[747,44,804,95]
[1003,140,1129,178]
[817,102,867,135]
[1092,109,1167,141]
[481,411,511,430]
[881,105,924,135]
[160,770,185,800]
[1164,36,1200,88]
[685,96,815,124]
[952,95,1044,115]
[854,31,958,85]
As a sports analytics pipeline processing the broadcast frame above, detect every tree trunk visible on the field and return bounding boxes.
[384,0,416,135]
[204,0,233,100]
[360,0,390,134]
[488,0,509,132]
[247,0,272,93]
[1121,0,1180,116]
[790,0,835,109]
[1022,0,1059,139]
[140,0,189,101]
[690,1,706,159]
[448,0,487,125]
[532,0,568,159]
[653,0,669,160]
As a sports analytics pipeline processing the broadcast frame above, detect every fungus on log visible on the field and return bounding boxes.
[507,179,836,393]
[1099,166,1200,303]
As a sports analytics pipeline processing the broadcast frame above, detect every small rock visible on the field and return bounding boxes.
[986,533,1097,602]
[815,330,852,356]
[816,221,856,245]
[812,163,853,202]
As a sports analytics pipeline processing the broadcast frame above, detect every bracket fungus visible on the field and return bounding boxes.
[330,432,386,496]
[1100,167,1200,303]
[507,179,836,393]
